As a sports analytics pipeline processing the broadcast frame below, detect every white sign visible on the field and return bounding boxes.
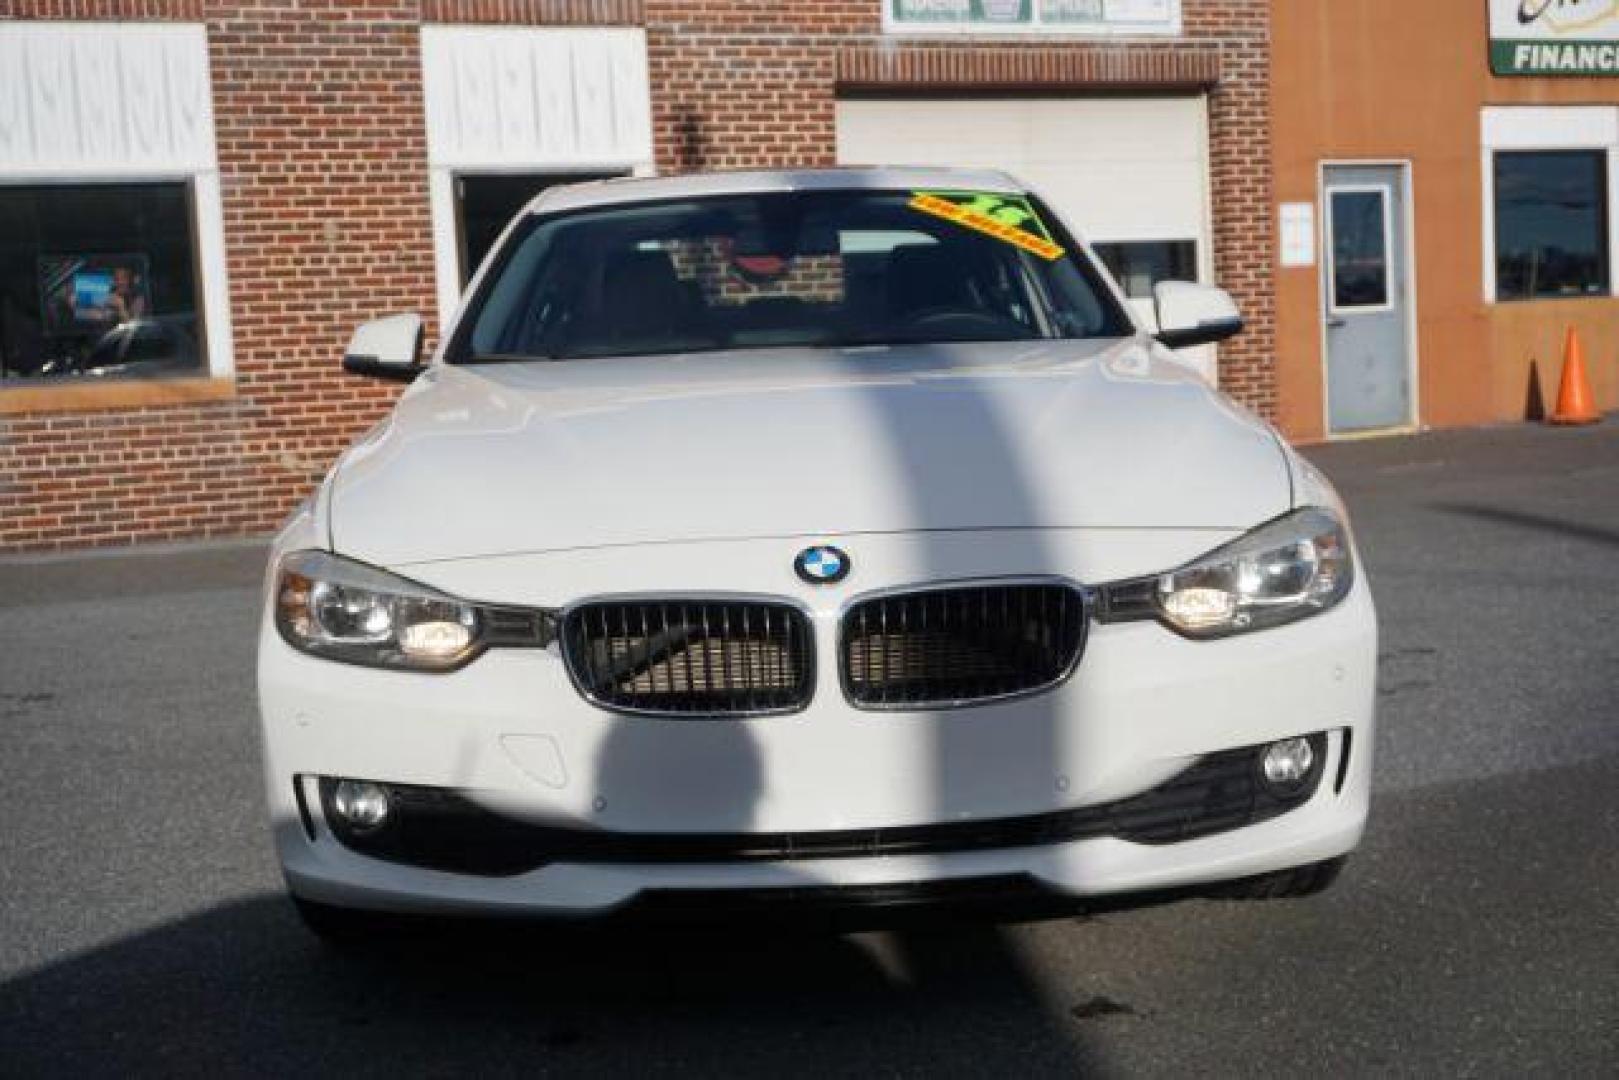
[1490,0,1619,75]
[887,0,1180,35]
[1279,202,1316,268]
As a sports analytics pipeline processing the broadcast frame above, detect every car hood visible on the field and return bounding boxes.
[329,339,1292,566]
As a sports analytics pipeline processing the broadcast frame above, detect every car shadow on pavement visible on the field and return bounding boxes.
[8,755,1617,1077]
[0,898,1110,1077]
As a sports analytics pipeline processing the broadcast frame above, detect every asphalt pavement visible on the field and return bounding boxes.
[1,420,1616,1077]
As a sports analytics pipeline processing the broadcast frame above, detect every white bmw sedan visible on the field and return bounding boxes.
[258,168,1376,938]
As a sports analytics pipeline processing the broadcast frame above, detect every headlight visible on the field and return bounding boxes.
[1153,508,1354,639]
[274,551,485,671]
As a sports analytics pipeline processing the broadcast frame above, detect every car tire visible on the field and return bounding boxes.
[1213,856,1347,900]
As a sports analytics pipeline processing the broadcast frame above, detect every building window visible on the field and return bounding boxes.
[1493,150,1609,301]
[885,0,1181,35]
[1327,188,1392,311]
[456,173,623,287]
[1093,240,1198,299]
[0,183,206,382]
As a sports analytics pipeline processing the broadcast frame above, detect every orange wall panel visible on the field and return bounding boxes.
[1272,0,1619,437]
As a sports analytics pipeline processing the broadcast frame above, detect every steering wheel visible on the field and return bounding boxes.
[901,308,1033,338]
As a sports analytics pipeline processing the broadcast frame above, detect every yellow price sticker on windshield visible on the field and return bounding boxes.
[908,192,1066,261]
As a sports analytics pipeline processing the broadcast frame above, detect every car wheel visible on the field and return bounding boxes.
[1213,856,1347,900]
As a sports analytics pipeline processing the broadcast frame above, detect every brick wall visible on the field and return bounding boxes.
[0,0,1275,552]
[645,2,873,171]
[647,0,1276,417]
[1,1,204,18]
[1185,0,1274,418]
[420,0,643,24]
[1,1,435,549]
[208,0,435,530]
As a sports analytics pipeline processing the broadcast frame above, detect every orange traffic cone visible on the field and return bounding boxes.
[1549,326,1601,425]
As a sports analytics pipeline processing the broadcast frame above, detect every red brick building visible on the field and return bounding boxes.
[0,1,1272,551]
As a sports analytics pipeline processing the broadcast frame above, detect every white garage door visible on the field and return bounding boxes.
[836,96,1213,337]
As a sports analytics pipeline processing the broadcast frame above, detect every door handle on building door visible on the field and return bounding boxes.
[1325,317,1347,329]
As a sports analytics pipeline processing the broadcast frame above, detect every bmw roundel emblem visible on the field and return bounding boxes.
[794,545,850,585]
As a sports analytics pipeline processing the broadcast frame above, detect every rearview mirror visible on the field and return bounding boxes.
[343,313,424,383]
[1153,282,1243,350]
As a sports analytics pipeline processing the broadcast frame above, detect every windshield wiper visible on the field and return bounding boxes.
[834,332,1048,349]
[462,351,559,364]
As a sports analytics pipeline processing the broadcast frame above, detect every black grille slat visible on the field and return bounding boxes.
[722,604,738,702]
[699,604,717,694]
[841,583,1086,709]
[587,605,604,689]
[636,604,653,693]
[762,604,774,702]
[563,599,812,716]
[741,604,756,712]
[678,603,695,694]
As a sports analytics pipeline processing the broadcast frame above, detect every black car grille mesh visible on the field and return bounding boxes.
[562,599,813,716]
[840,583,1087,708]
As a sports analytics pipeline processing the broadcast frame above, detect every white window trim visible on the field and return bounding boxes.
[420,26,656,325]
[882,0,1181,36]
[1325,183,1396,316]
[0,23,233,382]
[1480,105,1619,304]
[428,162,655,326]
[0,173,231,382]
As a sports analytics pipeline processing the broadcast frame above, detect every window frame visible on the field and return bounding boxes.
[0,176,214,386]
[420,26,657,325]
[0,22,233,412]
[882,0,1183,37]
[1490,149,1611,303]
[443,188,1136,366]
[1480,105,1619,305]
[1091,238,1200,300]
[451,169,630,290]
[1325,183,1396,316]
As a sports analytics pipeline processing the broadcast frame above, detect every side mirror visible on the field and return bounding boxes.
[342,313,424,383]
[1153,282,1244,350]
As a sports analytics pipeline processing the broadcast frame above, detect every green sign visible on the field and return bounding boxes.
[908,190,1065,260]
[892,0,1031,24]
[1490,0,1619,75]
[1492,39,1619,74]
[1041,0,1106,24]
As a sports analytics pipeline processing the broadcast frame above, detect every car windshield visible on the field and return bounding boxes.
[457,188,1132,362]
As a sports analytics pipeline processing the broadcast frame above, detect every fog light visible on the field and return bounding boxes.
[1261,737,1316,791]
[331,779,391,834]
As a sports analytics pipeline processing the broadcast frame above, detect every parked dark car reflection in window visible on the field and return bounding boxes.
[25,316,202,380]
[0,182,206,382]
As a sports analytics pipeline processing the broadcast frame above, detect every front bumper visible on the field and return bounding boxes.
[278,750,1365,917]
[258,528,1376,917]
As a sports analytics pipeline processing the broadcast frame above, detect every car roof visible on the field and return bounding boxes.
[524,166,1029,216]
